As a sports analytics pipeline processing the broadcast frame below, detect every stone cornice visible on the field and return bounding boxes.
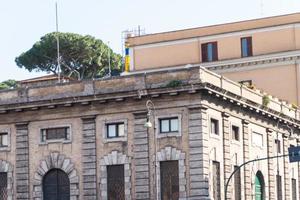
[202,50,300,73]
[0,66,299,130]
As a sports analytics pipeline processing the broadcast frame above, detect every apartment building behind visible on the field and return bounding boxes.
[126,12,300,105]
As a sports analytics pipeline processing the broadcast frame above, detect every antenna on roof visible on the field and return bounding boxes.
[108,41,111,77]
[55,2,61,83]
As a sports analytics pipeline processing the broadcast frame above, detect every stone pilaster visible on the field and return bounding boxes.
[222,112,231,200]
[15,122,30,200]
[81,116,97,200]
[242,120,251,200]
[283,135,290,199]
[188,105,210,200]
[133,112,150,200]
[267,129,275,200]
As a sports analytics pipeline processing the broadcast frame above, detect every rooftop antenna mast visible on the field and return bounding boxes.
[55,2,61,82]
[108,41,111,77]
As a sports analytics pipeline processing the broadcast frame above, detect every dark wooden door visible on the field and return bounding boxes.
[107,165,125,200]
[160,161,179,200]
[43,169,70,200]
[0,172,7,200]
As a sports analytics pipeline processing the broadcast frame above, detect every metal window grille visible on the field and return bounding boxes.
[107,165,125,200]
[0,172,7,200]
[43,169,70,200]
[234,166,241,200]
[213,161,221,200]
[160,161,179,200]
[41,127,70,142]
[292,178,297,200]
[276,175,282,200]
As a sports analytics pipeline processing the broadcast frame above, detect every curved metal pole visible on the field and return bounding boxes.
[224,153,290,200]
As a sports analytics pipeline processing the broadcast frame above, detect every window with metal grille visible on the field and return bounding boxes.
[276,174,282,200]
[241,37,253,57]
[275,139,281,154]
[232,125,239,141]
[212,161,221,200]
[106,123,125,138]
[159,117,179,133]
[0,133,8,147]
[43,169,70,200]
[210,118,219,135]
[201,42,218,62]
[160,161,179,200]
[41,127,70,143]
[292,178,297,200]
[234,166,241,200]
[107,165,125,200]
[0,172,7,200]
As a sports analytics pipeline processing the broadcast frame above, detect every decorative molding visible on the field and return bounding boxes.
[155,146,186,200]
[32,152,80,200]
[0,160,13,200]
[99,151,131,200]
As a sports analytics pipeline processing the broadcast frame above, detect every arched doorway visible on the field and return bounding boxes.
[255,171,265,200]
[43,169,70,200]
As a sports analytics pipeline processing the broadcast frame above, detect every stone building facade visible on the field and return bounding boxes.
[0,67,299,200]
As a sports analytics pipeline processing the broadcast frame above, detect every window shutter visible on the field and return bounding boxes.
[213,42,218,61]
[248,37,253,56]
[201,43,208,62]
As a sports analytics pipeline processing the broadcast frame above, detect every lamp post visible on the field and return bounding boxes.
[144,100,158,199]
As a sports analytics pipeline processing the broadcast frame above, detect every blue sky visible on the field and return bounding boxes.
[0,0,299,81]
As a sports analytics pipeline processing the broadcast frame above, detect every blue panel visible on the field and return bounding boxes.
[288,146,300,162]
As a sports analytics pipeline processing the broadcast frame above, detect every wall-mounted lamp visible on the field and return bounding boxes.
[144,100,155,128]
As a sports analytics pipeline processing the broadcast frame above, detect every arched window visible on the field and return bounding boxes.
[43,169,70,200]
[255,171,265,200]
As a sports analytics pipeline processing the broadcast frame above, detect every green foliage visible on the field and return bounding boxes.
[15,32,122,80]
[166,80,183,88]
[262,95,270,106]
[0,79,17,90]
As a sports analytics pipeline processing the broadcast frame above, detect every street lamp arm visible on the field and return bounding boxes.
[224,153,291,200]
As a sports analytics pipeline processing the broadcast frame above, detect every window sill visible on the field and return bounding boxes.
[39,139,72,145]
[0,146,10,151]
[103,137,127,143]
[157,131,181,138]
[210,132,221,140]
[231,140,241,145]
[251,143,264,149]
